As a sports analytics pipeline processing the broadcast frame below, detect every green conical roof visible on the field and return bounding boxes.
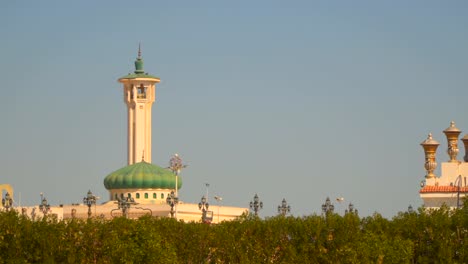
[104,161,182,190]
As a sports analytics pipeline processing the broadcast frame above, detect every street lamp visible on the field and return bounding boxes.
[345,202,358,214]
[168,154,187,218]
[83,190,97,218]
[322,197,334,215]
[166,191,179,218]
[250,194,263,216]
[168,154,187,198]
[39,195,50,215]
[2,192,13,211]
[214,195,222,223]
[278,198,291,216]
[198,195,210,223]
[407,205,414,213]
[114,195,137,218]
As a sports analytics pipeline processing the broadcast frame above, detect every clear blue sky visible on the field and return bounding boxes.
[1,1,467,218]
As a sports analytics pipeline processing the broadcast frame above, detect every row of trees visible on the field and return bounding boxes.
[0,201,467,263]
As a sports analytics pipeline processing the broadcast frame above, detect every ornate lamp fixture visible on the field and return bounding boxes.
[322,197,334,214]
[249,193,263,216]
[2,192,13,211]
[112,195,137,218]
[83,190,97,218]
[198,195,211,223]
[345,203,358,214]
[166,191,179,218]
[277,198,291,216]
[39,196,50,215]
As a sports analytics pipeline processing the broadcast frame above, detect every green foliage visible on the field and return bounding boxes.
[0,206,467,263]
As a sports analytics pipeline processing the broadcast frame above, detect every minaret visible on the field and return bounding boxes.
[118,46,160,165]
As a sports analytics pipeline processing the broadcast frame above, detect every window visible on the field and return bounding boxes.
[153,193,156,199]
[114,193,118,200]
[137,84,146,99]
[136,193,140,199]
[144,193,148,199]
[161,193,164,199]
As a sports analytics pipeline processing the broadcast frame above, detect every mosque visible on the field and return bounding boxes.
[419,121,468,209]
[2,48,247,222]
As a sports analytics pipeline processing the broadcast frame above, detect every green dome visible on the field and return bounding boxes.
[104,161,182,190]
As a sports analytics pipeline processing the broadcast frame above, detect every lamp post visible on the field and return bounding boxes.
[278,198,291,216]
[407,205,414,213]
[2,192,13,211]
[39,194,50,215]
[250,194,263,217]
[166,191,179,218]
[198,195,209,223]
[345,203,358,214]
[214,195,222,223]
[83,190,97,218]
[321,197,334,215]
[168,154,187,218]
[116,195,137,218]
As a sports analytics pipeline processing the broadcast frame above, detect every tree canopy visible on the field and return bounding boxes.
[0,201,467,263]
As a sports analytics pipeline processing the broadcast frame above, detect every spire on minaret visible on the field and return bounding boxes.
[138,43,142,59]
[134,44,144,74]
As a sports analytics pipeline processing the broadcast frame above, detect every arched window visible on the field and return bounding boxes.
[114,193,118,200]
[144,193,148,199]
[153,193,157,199]
[161,193,164,199]
[136,193,140,199]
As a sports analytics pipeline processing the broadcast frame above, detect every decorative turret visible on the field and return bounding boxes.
[461,134,468,162]
[421,133,440,179]
[443,121,461,162]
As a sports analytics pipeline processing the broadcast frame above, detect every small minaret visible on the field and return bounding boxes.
[118,46,160,165]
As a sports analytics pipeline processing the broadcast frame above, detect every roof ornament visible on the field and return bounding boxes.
[443,120,461,162]
[134,43,145,74]
[138,42,142,59]
[421,132,440,179]
[142,150,145,162]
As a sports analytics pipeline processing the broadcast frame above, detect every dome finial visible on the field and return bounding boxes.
[142,150,145,162]
[134,43,144,74]
[138,42,142,59]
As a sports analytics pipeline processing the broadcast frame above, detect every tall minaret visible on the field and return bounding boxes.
[118,46,160,165]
